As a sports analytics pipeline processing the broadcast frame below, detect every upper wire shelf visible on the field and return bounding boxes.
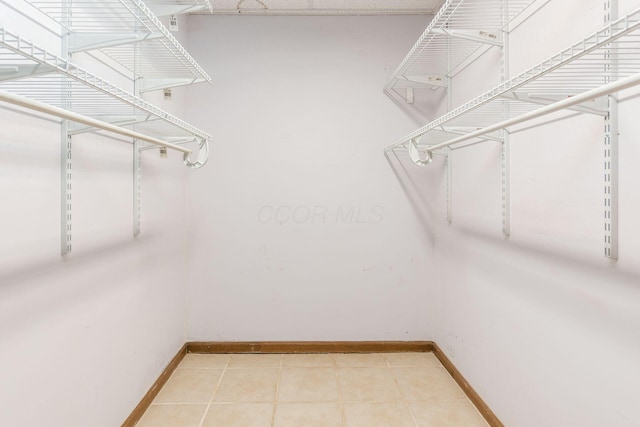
[24,0,211,92]
[386,8,640,155]
[385,0,537,95]
[0,25,211,143]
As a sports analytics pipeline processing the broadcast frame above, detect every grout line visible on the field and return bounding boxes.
[385,354,421,427]
[270,354,284,427]
[196,355,230,427]
[333,354,347,427]
[465,399,492,427]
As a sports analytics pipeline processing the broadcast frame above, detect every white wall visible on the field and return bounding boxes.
[0,4,191,425]
[183,15,437,341]
[422,1,640,426]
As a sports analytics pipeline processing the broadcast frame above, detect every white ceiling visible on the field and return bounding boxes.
[204,0,443,15]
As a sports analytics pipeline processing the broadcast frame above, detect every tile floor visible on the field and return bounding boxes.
[136,352,489,427]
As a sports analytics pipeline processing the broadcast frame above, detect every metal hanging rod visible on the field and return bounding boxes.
[0,88,208,168]
[386,8,640,156]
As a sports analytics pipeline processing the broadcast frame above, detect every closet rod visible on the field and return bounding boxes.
[0,89,192,154]
[387,71,640,161]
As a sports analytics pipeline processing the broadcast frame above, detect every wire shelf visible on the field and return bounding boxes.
[387,9,640,152]
[24,0,211,91]
[0,25,211,141]
[385,0,537,93]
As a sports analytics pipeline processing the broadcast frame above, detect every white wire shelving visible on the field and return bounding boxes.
[386,6,640,259]
[385,9,640,155]
[23,0,212,92]
[385,0,537,98]
[0,1,213,255]
[0,25,211,144]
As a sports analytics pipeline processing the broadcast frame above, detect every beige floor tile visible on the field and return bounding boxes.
[384,352,442,367]
[393,367,465,401]
[202,403,274,427]
[277,368,339,402]
[154,369,222,404]
[228,354,282,368]
[213,368,279,402]
[136,404,206,427]
[334,353,387,367]
[273,402,342,427]
[282,353,335,367]
[410,400,489,427]
[179,354,230,369]
[343,402,416,427]
[337,368,402,401]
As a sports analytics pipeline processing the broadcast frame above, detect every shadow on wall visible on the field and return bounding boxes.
[0,232,165,342]
[454,222,640,285]
[437,222,640,348]
[385,149,443,244]
[384,87,447,128]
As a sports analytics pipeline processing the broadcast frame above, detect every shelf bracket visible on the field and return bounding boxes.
[139,77,202,92]
[69,32,163,53]
[501,0,510,237]
[67,115,152,135]
[431,28,503,46]
[398,75,448,89]
[0,64,56,81]
[437,126,504,143]
[406,87,414,104]
[148,4,211,17]
[501,91,608,116]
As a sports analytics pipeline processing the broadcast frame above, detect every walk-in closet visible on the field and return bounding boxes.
[1,1,639,426]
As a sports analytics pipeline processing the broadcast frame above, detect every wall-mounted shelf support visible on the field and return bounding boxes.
[61,122,72,255]
[604,0,619,259]
[438,126,504,142]
[68,32,164,53]
[398,75,448,89]
[0,64,55,80]
[447,148,453,224]
[500,92,609,115]
[133,140,141,237]
[501,133,510,237]
[501,2,510,237]
[430,28,503,46]
[146,0,213,17]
